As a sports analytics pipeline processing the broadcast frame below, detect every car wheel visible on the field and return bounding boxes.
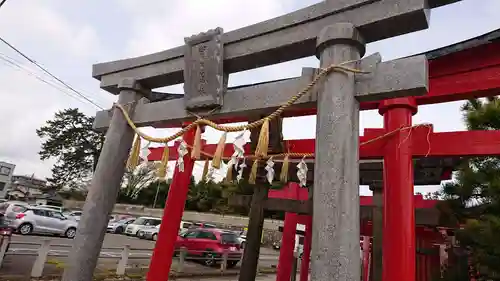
[227,260,238,269]
[136,230,144,238]
[115,227,124,234]
[241,241,246,249]
[152,233,158,241]
[18,223,33,235]
[65,228,77,239]
[203,252,217,267]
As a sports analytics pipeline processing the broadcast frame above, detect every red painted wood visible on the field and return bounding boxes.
[382,98,416,281]
[300,216,312,281]
[276,211,299,281]
[147,125,196,281]
[428,41,500,78]
[148,128,500,161]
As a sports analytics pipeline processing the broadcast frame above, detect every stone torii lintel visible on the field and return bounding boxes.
[93,54,428,131]
[91,0,459,92]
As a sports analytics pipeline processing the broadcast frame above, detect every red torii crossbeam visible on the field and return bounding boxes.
[148,125,500,161]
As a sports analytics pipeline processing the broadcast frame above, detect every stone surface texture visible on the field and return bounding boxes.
[311,23,363,281]
[183,27,225,110]
[93,56,428,130]
[91,0,433,92]
[62,79,142,281]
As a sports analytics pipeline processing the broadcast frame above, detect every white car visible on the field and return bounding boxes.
[64,211,83,222]
[125,217,161,237]
[141,220,193,241]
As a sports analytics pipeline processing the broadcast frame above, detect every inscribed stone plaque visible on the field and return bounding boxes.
[183,27,225,110]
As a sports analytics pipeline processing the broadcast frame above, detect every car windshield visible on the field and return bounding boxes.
[220,233,239,244]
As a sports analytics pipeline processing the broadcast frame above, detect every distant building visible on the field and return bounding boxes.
[7,174,47,199]
[0,161,15,199]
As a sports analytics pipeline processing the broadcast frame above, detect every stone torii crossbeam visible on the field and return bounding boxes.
[62,1,461,281]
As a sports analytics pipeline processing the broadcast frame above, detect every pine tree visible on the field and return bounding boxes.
[439,98,500,280]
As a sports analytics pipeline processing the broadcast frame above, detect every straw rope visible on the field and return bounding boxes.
[113,60,368,144]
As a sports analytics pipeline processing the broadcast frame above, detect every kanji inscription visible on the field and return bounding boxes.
[183,27,225,110]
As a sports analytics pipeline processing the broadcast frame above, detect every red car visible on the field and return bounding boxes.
[175,228,242,268]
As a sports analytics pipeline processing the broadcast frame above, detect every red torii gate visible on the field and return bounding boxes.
[147,29,500,281]
[267,183,447,281]
[149,122,500,281]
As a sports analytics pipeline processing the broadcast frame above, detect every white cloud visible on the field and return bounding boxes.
[0,0,104,178]
[119,0,287,57]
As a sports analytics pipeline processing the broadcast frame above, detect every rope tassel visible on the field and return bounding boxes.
[255,118,270,157]
[191,125,202,160]
[157,144,170,180]
[201,159,210,182]
[212,132,227,169]
[249,159,259,184]
[224,161,234,184]
[126,134,141,171]
[280,155,289,183]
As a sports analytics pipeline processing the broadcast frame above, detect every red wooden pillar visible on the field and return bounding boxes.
[299,216,312,281]
[379,98,417,281]
[147,124,197,281]
[276,212,299,281]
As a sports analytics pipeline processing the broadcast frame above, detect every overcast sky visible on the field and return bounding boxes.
[0,0,499,195]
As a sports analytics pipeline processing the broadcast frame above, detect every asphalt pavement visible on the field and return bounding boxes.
[1,233,280,277]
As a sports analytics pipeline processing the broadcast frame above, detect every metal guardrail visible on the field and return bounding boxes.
[0,237,251,278]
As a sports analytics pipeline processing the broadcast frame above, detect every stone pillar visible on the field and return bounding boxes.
[379,97,418,281]
[147,124,197,281]
[369,181,383,281]
[62,78,142,281]
[276,212,299,281]
[311,23,365,281]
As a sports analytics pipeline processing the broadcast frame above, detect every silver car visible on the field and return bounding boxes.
[141,224,160,241]
[107,217,135,234]
[5,206,78,238]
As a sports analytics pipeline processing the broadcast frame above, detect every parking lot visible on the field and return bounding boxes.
[1,233,280,276]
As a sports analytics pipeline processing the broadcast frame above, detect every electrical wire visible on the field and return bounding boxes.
[0,54,103,107]
[0,37,104,109]
[0,0,8,10]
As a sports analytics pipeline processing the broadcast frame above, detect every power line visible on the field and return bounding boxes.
[0,54,97,106]
[0,37,104,109]
[0,0,8,10]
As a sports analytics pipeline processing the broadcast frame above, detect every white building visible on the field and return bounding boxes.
[0,161,15,199]
[8,174,47,199]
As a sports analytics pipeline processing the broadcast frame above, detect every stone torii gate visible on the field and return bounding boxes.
[62,1,460,281]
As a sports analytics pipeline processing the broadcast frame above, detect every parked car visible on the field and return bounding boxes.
[0,201,30,215]
[4,206,78,238]
[142,220,193,241]
[142,224,161,241]
[236,229,247,248]
[189,222,217,229]
[107,217,136,234]
[175,228,242,268]
[64,211,83,222]
[37,205,66,213]
[0,213,12,253]
[124,217,161,237]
